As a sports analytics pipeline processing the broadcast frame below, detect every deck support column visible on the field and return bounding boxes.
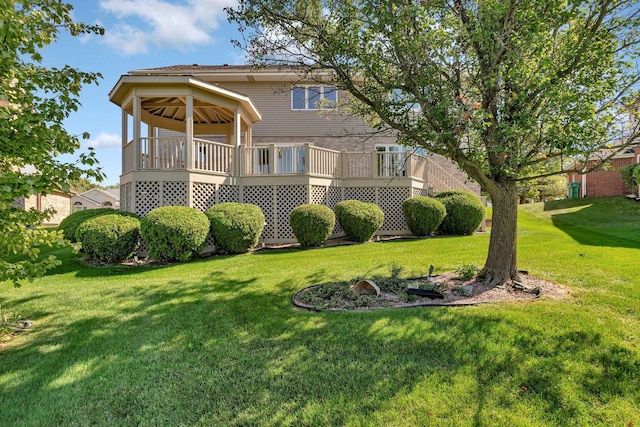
[132,95,140,171]
[121,109,128,173]
[186,94,194,208]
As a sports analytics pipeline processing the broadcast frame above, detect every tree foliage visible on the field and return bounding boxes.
[1,1,104,286]
[228,0,640,285]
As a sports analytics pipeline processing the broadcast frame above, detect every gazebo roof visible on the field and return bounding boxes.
[109,75,261,133]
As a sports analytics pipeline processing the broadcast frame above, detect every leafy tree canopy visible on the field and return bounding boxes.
[228,0,640,285]
[1,0,104,286]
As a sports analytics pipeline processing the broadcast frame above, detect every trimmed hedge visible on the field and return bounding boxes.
[60,208,139,243]
[335,200,384,242]
[141,206,210,262]
[75,215,140,263]
[206,203,265,254]
[435,191,484,235]
[290,204,335,247]
[433,189,474,199]
[402,196,446,236]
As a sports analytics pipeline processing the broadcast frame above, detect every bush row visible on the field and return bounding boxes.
[63,190,484,262]
[402,190,484,237]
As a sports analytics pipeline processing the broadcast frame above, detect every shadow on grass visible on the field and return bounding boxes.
[544,197,640,249]
[2,266,638,425]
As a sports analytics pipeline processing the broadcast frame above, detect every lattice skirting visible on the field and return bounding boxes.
[125,180,420,243]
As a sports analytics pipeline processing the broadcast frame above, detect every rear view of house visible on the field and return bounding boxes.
[109,65,479,244]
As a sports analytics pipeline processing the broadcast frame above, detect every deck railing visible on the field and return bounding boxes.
[123,140,135,173]
[344,152,373,177]
[139,137,186,169]
[128,138,476,194]
[310,146,341,177]
[193,138,235,174]
[426,157,471,193]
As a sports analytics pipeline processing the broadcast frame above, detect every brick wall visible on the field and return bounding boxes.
[567,155,637,198]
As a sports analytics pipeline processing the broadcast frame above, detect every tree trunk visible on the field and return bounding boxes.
[481,182,519,287]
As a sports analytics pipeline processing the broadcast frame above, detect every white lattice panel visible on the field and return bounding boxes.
[345,187,376,203]
[379,187,409,231]
[311,185,327,205]
[244,185,275,239]
[219,184,239,203]
[163,181,188,206]
[135,181,160,216]
[126,183,133,211]
[412,187,430,197]
[120,185,126,211]
[276,185,307,239]
[193,182,217,212]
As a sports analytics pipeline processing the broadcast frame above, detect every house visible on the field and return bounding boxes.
[109,65,480,244]
[12,190,73,226]
[71,188,120,212]
[566,146,640,198]
[10,165,73,225]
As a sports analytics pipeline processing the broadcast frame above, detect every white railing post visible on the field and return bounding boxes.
[372,151,378,178]
[405,151,413,178]
[268,144,276,175]
[341,150,348,177]
[305,143,311,174]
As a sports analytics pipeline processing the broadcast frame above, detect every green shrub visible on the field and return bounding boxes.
[619,163,640,193]
[60,208,139,243]
[75,215,140,263]
[433,189,475,199]
[436,192,485,235]
[206,203,265,254]
[290,204,335,247]
[335,200,384,242]
[141,206,210,262]
[402,196,446,236]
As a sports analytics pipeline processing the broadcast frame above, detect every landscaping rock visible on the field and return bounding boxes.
[455,285,474,297]
[352,279,380,297]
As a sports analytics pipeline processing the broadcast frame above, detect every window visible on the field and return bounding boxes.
[391,88,420,112]
[292,85,337,110]
[73,201,87,212]
[376,145,406,177]
[102,201,113,208]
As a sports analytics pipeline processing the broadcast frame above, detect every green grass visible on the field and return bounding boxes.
[1,197,639,426]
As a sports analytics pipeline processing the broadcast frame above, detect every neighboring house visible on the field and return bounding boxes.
[566,146,640,198]
[12,190,73,226]
[71,188,120,212]
[10,165,73,225]
[109,65,480,244]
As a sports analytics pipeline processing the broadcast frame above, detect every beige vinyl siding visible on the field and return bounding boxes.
[218,82,370,138]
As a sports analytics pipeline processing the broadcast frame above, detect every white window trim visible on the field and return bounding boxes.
[291,85,338,111]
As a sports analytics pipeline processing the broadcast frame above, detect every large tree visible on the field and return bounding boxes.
[228,0,640,285]
[1,1,104,285]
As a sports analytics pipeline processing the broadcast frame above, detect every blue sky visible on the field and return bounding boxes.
[45,0,244,185]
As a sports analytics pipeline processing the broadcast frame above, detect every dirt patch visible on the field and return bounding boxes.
[292,272,570,311]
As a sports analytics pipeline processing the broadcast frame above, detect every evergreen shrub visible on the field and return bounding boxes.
[335,200,384,242]
[402,196,446,236]
[141,206,209,262]
[435,191,484,235]
[290,204,335,247]
[206,203,265,254]
[75,215,140,263]
[60,208,138,243]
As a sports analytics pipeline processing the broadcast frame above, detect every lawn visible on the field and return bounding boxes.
[1,197,639,426]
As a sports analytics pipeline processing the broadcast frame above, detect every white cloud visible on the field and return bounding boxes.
[99,0,237,56]
[86,131,121,148]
